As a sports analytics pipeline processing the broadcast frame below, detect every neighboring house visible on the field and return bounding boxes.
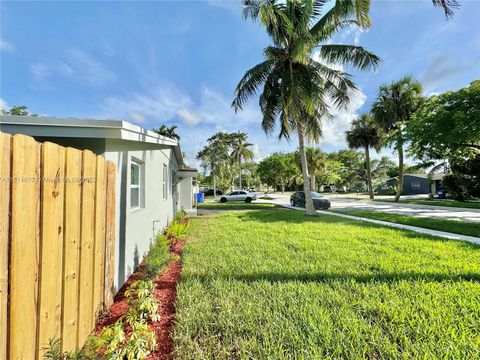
[0,115,198,289]
[382,173,446,195]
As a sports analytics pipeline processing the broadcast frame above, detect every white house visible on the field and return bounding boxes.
[0,115,198,289]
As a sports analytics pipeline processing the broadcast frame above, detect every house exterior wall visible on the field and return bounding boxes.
[402,175,430,194]
[103,139,180,289]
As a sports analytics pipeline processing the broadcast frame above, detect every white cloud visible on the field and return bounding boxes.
[30,49,117,87]
[0,39,14,52]
[321,87,367,147]
[0,98,9,111]
[177,109,200,125]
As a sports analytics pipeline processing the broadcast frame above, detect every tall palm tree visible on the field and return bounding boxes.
[230,132,255,189]
[372,76,423,201]
[346,114,382,199]
[233,0,380,215]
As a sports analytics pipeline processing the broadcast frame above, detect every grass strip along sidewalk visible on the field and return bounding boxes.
[372,199,480,209]
[173,208,480,359]
[332,209,480,238]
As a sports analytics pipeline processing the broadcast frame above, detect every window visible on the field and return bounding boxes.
[163,164,167,199]
[411,180,421,190]
[131,160,144,209]
[171,171,177,197]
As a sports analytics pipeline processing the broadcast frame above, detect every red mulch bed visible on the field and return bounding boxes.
[95,239,186,359]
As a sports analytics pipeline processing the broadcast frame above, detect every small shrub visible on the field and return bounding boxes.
[85,280,160,359]
[144,234,170,278]
[164,221,189,242]
[124,280,160,324]
[173,209,187,223]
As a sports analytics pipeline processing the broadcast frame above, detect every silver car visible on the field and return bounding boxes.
[216,190,257,203]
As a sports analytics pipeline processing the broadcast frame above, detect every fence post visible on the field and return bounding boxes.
[0,133,11,360]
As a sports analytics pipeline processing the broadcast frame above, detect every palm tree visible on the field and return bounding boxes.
[152,124,180,140]
[232,0,380,215]
[230,132,255,189]
[295,147,327,191]
[346,114,382,199]
[372,76,423,201]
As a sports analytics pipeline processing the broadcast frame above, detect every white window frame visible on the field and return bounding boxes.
[130,158,144,210]
[163,164,167,200]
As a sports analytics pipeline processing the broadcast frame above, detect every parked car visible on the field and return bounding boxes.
[323,185,337,193]
[216,190,257,203]
[202,188,223,196]
[290,191,331,210]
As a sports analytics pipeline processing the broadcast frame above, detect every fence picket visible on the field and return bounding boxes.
[93,157,107,319]
[0,133,11,360]
[9,134,41,359]
[62,148,83,352]
[104,161,116,307]
[77,150,97,347]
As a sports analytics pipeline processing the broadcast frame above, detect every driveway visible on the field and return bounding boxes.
[259,193,480,223]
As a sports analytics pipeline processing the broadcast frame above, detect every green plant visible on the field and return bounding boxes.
[164,221,189,242]
[144,234,170,278]
[86,321,126,359]
[42,338,88,360]
[125,280,160,324]
[122,322,157,360]
[174,209,188,223]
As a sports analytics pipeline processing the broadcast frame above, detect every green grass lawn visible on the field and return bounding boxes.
[173,209,480,359]
[373,198,480,209]
[332,209,480,238]
[198,202,279,209]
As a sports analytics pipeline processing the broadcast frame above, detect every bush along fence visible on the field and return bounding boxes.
[0,132,116,359]
[46,209,190,360]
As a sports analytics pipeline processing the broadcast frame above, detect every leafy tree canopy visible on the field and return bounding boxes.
[406,80,480,161]
[1,105,37,116]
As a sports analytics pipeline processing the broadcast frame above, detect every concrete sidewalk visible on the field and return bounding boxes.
[330,198,480,223]
[281,204,480,245]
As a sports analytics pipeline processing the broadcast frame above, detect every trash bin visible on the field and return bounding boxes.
[196,192,204,203]
[437,190,446,199]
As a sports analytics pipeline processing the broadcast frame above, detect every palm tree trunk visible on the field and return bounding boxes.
[310,173,316,192]
[296,123,316,216]
[239,155,242,190]
[365,145,374,200]
[212,163,217,197]
[395,142,404,201]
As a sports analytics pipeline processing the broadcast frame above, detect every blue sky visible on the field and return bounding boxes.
[1,0,479,166]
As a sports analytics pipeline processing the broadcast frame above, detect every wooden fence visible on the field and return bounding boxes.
[0,132,116,359]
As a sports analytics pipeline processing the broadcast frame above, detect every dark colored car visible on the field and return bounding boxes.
[201,188,223,196]
[290,191,331,210]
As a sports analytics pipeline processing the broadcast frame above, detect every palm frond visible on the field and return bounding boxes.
[320,44,381,71]
[232,59,274,111]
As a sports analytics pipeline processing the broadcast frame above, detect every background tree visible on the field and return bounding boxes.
[152,124,180,140]
[295,147,327,191]
[1,105,37,116]
[196,132,230,195]
[372,76,423,201]
[257,153,299,193]
[328,150,364,187]
[230,132,255,189]
[406,80,480,161]
[233,0,379,215]
[346,114,382,199]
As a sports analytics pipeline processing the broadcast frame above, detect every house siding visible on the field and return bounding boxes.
[103,139,179,289]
